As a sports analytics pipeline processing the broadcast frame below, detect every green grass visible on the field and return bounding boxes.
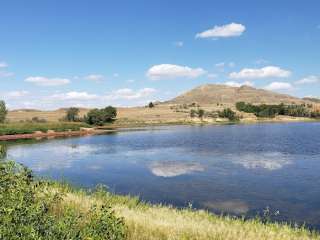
[0,122,90,136]
[1,161,320,240]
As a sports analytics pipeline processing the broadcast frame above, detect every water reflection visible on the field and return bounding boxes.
[149,161,204,177]
[231,152,292,170]
[4,123,320,229]
[202,200,249,214]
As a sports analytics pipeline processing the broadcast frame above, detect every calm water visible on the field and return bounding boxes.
[2,122,320,228]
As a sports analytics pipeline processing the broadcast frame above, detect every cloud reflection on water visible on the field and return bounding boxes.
[149,161,204,177]
[231,152,292,170]
[202,200,249,214]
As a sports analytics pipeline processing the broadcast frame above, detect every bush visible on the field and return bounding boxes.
[0,161,126,240]
[65,107,80,122]
[148,102,154,108]
[190,108,205,118]
[85,106,117,126]
[218,108,239,121]
[0,100,7,123]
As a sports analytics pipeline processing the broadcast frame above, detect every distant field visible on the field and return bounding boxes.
[7,105,192,123]
[7,103,319,126]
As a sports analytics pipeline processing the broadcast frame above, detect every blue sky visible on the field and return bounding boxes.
[0,0,319,109]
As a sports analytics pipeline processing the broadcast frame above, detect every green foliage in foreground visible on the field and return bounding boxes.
[0,161,126,240]
[0,100,8,123]
[0,122,90,136]
[85,106,117,126]
[236,102,319,118]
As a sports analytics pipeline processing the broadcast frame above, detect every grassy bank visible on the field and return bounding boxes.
[1,161,319,240]
[0,122,90,136]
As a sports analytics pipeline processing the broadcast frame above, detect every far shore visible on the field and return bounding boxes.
[1,116,319,141]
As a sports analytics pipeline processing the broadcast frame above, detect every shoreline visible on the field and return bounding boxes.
[0,117,319,141]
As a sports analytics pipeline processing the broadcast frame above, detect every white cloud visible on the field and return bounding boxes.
[147,64,206,80]
[113,73,119,78]
[215,62,225,68]
[224,81,254,87]
[295,75,320,85]
[0,71,14,78]
[215,62,235,71]
[229,62,235,68]
[173,41,184,47]
[5,90,29,98]
[50,91,98,101]
[0,61,8,68]
[25,76,70,86]
[264,82,293,91]
[84,74,105,82]
[106,88,156,100]
[0,61,14,78]
[229,66,291,79]
[196,23,246,39]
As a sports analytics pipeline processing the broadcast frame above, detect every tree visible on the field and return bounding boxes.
[218,108,239,121]
[0,100,7,123]
[198,109,205,118]
[65,107,80,122]
[148,102,154,108]
[85,106,117,125]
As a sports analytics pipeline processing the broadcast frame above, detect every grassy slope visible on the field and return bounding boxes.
[0,122,90,135]
[59,185,320,240]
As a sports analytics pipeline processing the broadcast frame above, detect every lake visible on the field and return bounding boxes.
[2,122,320,228]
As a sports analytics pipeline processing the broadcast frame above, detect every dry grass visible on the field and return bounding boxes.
[57,187,320,240]
[7,103,320,127]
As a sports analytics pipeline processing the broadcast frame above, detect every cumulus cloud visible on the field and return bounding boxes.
[295,75,320,85]
[49,91,98,101]
[84,74,105,82]
[0,71,14,78]
[229,66,291,79]
[196,23,246,39]
[0,61,14,78]
[264,82,293,91]
[105,88,156,100]
[5,90,29,98]
[25,76,70,86]
[215,62,235,71]
[146,64,206,80]
[224,81,254,87]
[0,61,8,68]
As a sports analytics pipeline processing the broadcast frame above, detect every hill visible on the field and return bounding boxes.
[303,97,320,104]
[168,84,306,105]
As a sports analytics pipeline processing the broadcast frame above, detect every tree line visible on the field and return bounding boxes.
[236,102,320,118]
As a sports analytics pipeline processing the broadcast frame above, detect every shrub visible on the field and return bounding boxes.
[65,107,80,122]
[31,117,48,123]
[0,161,126,240]
[190,109,205,118]
[0,100,7,123]
[148,102,154,108]
[218,108,239,121]
[85,106,117,125]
